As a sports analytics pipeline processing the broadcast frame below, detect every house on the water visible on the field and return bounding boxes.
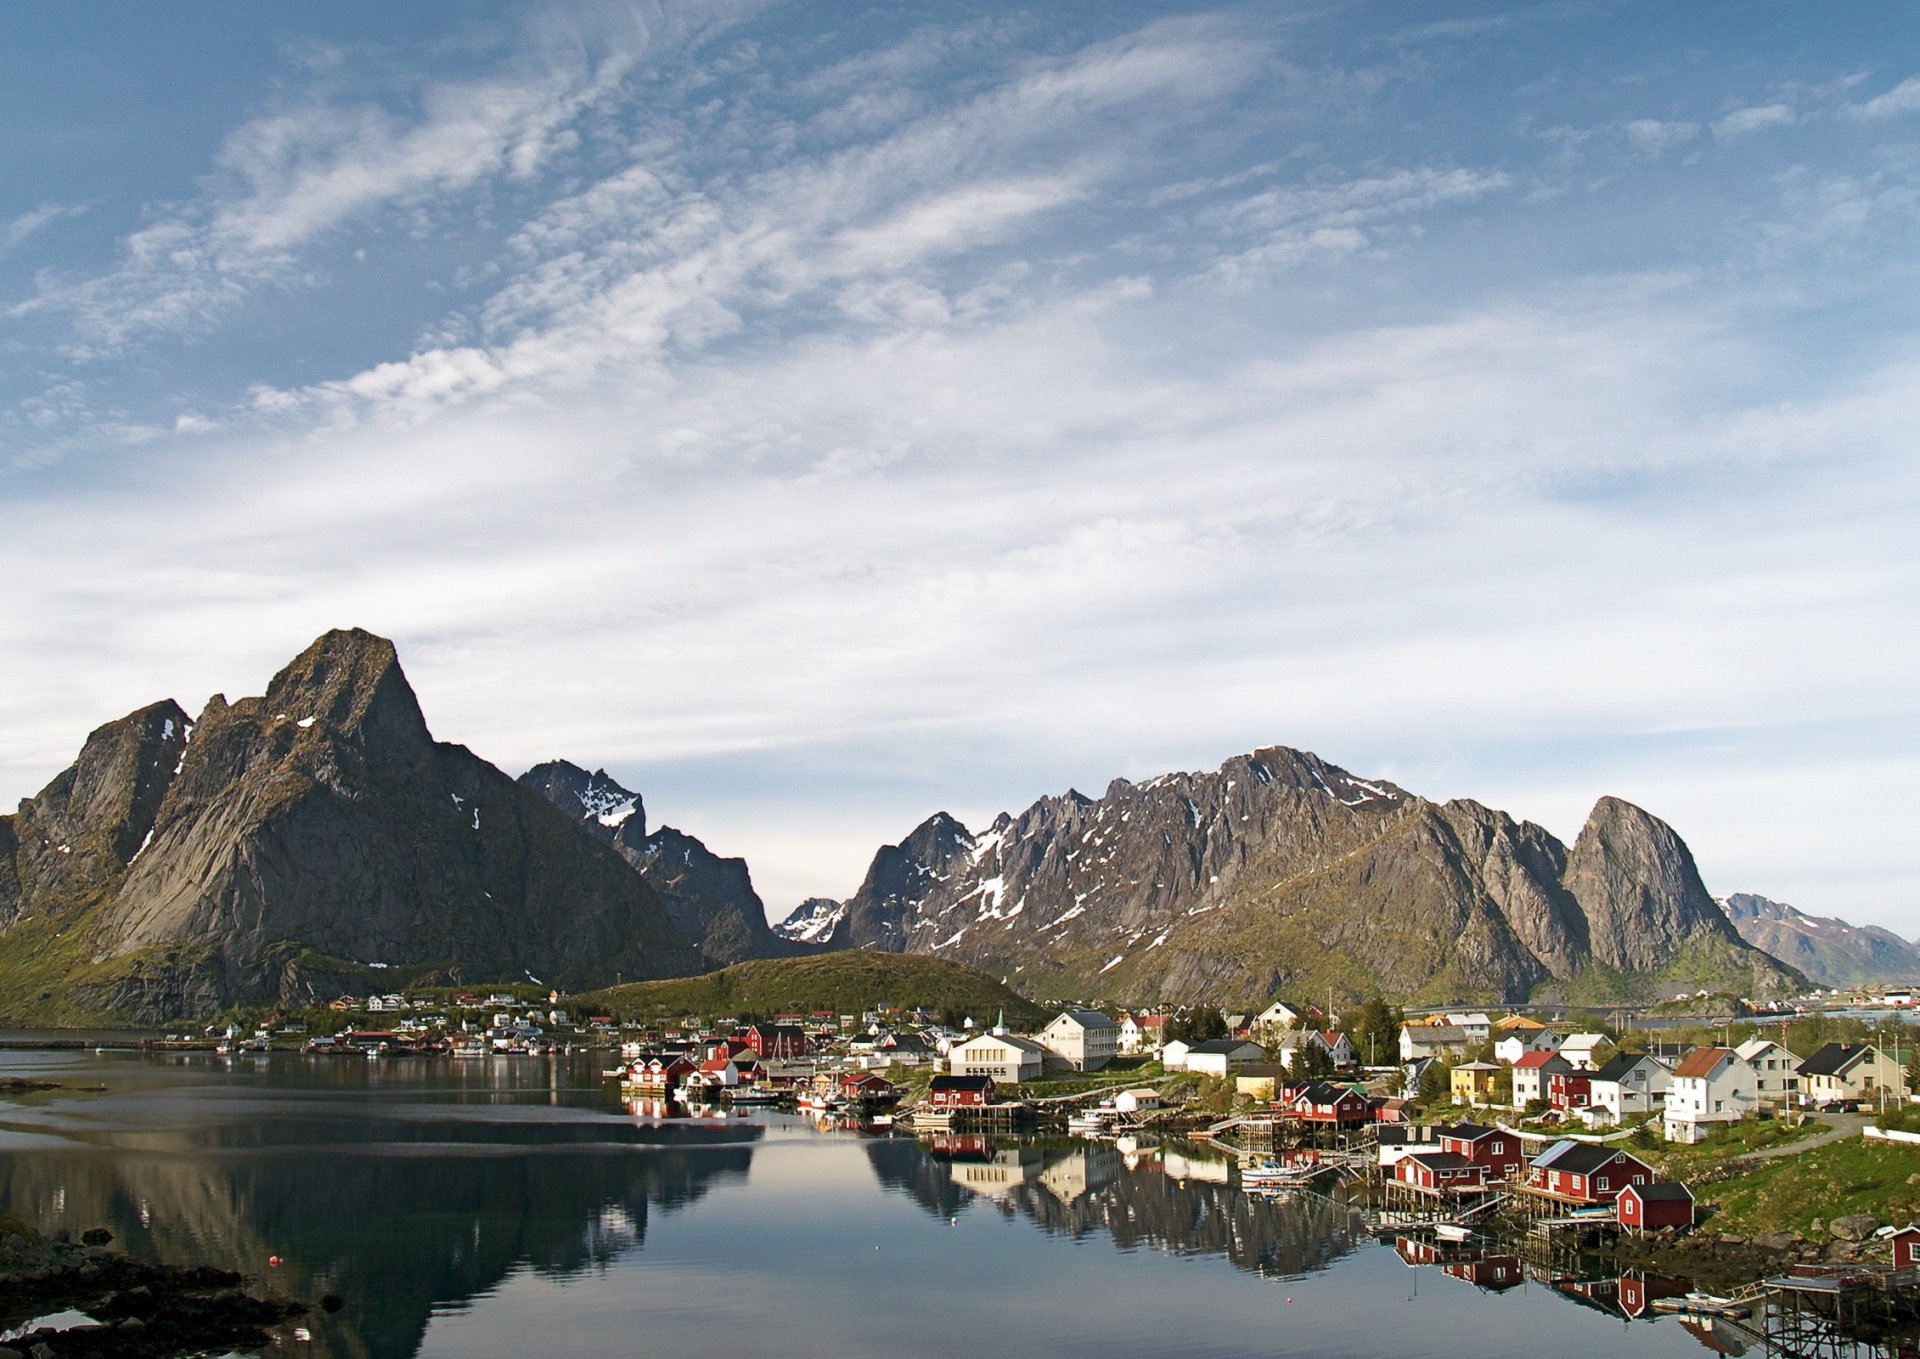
[1521,1141,1654,1207]
[1617,1182,1695,1232]
[928,1074,997,1109]
[1395,1150,1489,1197]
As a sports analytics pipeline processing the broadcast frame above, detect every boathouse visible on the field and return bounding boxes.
[1280,1081,1373,1129]
[742,1024,812,1060]
[1436,1123,1525,1179]
[1395,1150,1489,1196]
[1617,1181,1695,1232]
[928,1075,996,1109]
[1522,1140,1652,1206]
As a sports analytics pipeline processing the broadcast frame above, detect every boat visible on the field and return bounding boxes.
[1067,1111,1110,1134]
[1651,1293,1753,1319]
[1433,1223,1473,1244]
[725,1087,783,1106]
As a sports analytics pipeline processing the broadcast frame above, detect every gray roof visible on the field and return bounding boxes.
[1051,1009,1118,1031]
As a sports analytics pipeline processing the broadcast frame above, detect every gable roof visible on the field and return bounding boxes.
[1530,1140,1643,1176]
[930,1074,995,1092]
[1406,1025,1472,1044]
[1624,1181,1694,1202]
[1799,1043,1879,1078]
[1673,1046,1735,1080]
[1434,1122,1501,1144]
[1513,1050,1571,1071]
[1591,1052,1662,1083]
[1188,1037,1263,1055]
[1049,1009,1117,1031]
[1403,1150,1475,1172]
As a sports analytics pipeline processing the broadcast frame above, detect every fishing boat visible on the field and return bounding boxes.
[725,1087,783,1106]
[1433,1223,1473,1244]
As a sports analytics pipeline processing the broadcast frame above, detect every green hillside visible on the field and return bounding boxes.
[574,950,1046,1027]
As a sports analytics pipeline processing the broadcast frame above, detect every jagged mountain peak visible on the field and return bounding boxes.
[519,760,645,836]
[258,627,427,746]
[827,747,1797,1004]
[1721,892,1920,988]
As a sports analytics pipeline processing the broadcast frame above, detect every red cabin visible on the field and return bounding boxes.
[1891,1226,1920,1271]
[1524,1141,1653,1206]
[742,1024,811,1060]
[839,1071,900,1104]
[928,1075,996,1109]
[1617,1182,1695,1232]
[1281,1081,1373,1129]
[1396,1150,1490,1196]
[1436,1123,1526,1179]
[1548,1071,1593,1111]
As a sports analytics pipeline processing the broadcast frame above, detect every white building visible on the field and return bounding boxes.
[1035,1010,1119,1071]
[948,1033,1047,1083]
[1663,1047,1758,1144]
[1734,1037,1800,1108]
[1494,1029,1561,1065]
[1587,1052,1672,1125]
[1163,1038,1266,1076]
[1400,1025,1473,1062]
[1558,1033,1610,1071]
[1252,1000,1308,1039]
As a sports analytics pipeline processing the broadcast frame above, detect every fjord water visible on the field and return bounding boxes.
[0,1050,1718,1358]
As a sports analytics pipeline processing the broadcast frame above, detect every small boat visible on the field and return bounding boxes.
[1067,1112,1110,1134]
[725,1088,783,1106]
[1652,1293,1752,1319]
[1433,1223,1473,1244]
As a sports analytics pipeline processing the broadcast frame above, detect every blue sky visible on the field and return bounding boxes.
[3,2,1918,932]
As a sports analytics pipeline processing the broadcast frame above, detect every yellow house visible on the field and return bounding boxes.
[1451,1061,1502,1107]
[1235,1065,1287,1101]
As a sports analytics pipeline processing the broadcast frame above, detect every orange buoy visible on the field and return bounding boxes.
[268,1255,282,1268]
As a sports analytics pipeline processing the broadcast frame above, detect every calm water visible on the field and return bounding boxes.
[0,1049,1768,1358]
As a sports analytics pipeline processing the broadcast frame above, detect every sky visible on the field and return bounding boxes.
[2,1,1918,933]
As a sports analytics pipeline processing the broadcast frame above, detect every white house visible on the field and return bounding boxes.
[1559,1033,1610,1071]
[1443,1012,1494,1044]
[1587,1052,1672,1125]
[1734,1037,1800,1108]
[1798,1043,1909,1110]
[1400,1025,1473,1062]
[1164,1038,1266,1076]
[1113,1088,1161,1114]
[1494,1029,1561,1065]
[1511,1051,1575,1109]
[1663,1047,1758,1144]
[1252,1000,1309,1039]
[948,1032,1047,1083]
[1035,1010,1119,1071]
[1273,1029,1355,1070]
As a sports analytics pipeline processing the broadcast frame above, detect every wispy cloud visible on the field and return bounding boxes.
[0,202,88,256]
[1843,75,1920,122]
[1713,103,1796,138]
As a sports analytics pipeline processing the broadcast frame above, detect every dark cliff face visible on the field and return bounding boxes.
[829,752,1801,1005]
[1722,892,1920,987]
[0,629,704,1021]
[515,761,786,966]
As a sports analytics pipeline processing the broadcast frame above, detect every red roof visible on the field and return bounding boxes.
[1513,1050,1561,1069]
[1674,1047,1733,1080]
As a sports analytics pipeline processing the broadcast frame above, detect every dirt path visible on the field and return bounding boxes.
[1732,1112,1865,1162]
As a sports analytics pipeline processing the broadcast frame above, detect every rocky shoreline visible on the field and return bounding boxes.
[0,1221,327,1358]
[1600,1213,1899,1292]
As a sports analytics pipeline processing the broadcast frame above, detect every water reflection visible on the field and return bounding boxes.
[0,1053,759,1358]
[874,1135,1366,1281]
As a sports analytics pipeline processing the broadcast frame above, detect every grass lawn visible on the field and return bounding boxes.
[1700,1137,1920,1234]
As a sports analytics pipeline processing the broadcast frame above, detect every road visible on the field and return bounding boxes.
[1732,1111,1866,1162]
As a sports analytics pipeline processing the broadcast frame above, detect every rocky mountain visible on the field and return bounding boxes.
[0,629,704,1023]
[516,761,787,967]
[774,897,850,946]
[1721,893,1920,989]
[822,747,1801,1006]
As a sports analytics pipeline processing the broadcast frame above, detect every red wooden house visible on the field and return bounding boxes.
[1548,1070,1593,1111]
[928,1075,996,1109]
[1890,1226,1920,1271]
[1524,1141,1653,1206]
[1443,1255,1524,1293]
[1396,1150,1490,1196]
[629,1054,697,1092]
[1617,1181,1695,1232]
[742,1024,811,1059]
[1436,1123,1526,1179]
[838,1071,901,1105]
[1280,1081,1373,1129]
